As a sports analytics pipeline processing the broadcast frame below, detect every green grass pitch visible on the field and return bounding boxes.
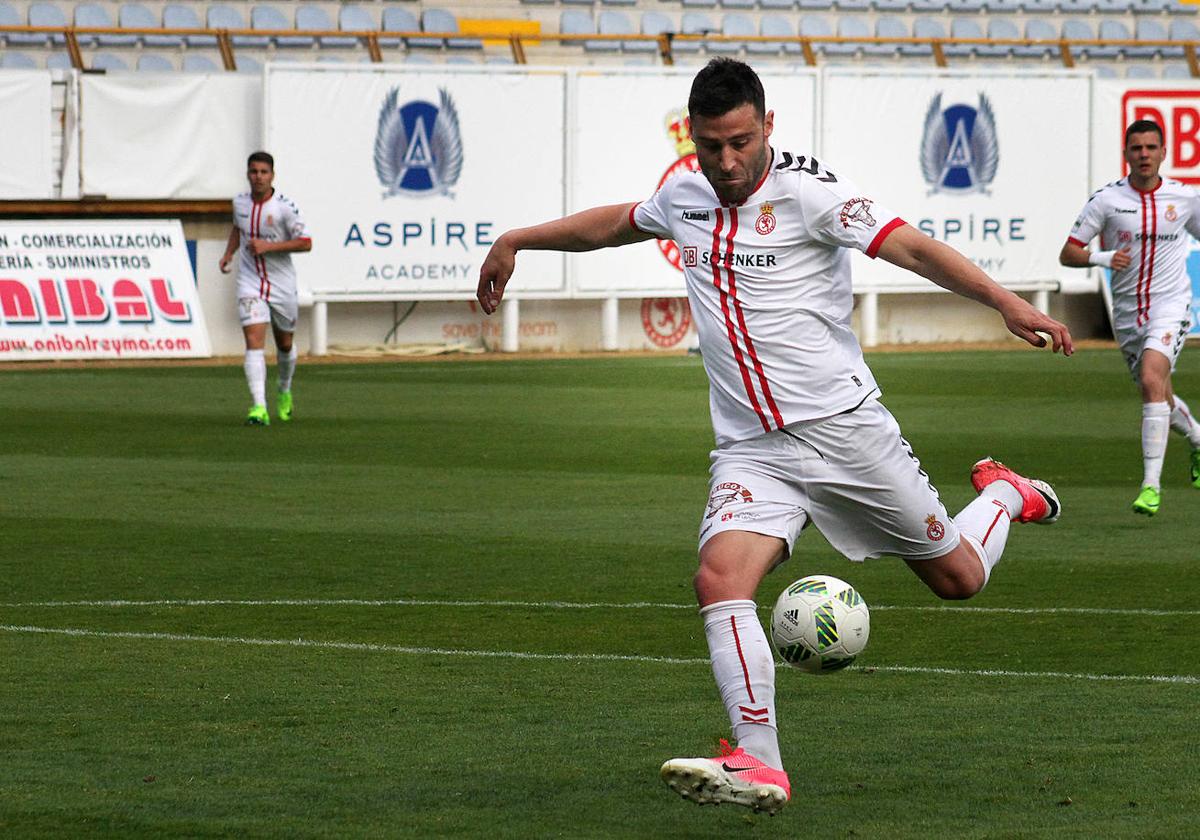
[1,347,1198,838]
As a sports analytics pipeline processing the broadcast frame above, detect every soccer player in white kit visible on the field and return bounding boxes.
[477,60,1072,815]
[219,151,312,426]
[1060,119,1200,516]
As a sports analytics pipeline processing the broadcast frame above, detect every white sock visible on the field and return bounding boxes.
[1142,401,1171,490]
[1170,395,1200,449]
[244,349,266,407]
[701,600,782,770]
[952,482,1017,587]
[277,346,297,392]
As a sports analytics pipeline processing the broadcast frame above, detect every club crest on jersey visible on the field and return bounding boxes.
[840,198,876,229]
[755,202,776,235]
[682,246,698,267]
[374,87,463,199]
[925,514,945,541]
[920,93,999,195]
[706,482,753,519]
[1166,204,1178,222]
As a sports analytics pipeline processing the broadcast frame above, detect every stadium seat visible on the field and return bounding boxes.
[1135,19,1178,59]
[380,7,418,48]
[1022,0,1058,12]
[987,0,1022,11]
[840,16,884,58]
[136,53,174,72]
[981,18,1019,59]
[1170,19,1200,43]
[297,6,351,49]
[676,12,717,54]
[797,0,834,9]
[800,14,843,56]
[832,0,869,11]
[1167,0,1194,14]
[1162,63,1192,78]
[560,9,603,52]
[45,51,72,68]
[1132,0,1169,13]
[946,18,984,58]
[599,10,654,53]
[719,0,756,8]
[1018,19,1056,58]
[1093,64,1118,78]
[251,6,309,49]
[873,0,908,12]
[403,53,434,64]
[1094,0,1133,10]
[74,3,124,47]
[422,9,482,50]
[1061,19,1096,60]
[28,3,68,46]
[872,17,908,58]
[182,54,219,72]
[710,12,753,54]
[208,6,267,49]
[91,52,129,71]
[583,9,618,52]
[445,55,480,64]
[237,54,262,74]
[1058,0,1092,13]
[908,17,943,57]
[486,55,516,64]
[760,0,797,9]
[119,4,179,48]
[640,10,676,51]
[1125,64,1156,78]
[1092,20,1129,59]
[163,5,216,47]
[755,15,796,56]
[0,1,35,46]
[600,0,637,6]
[0,51,37,67]
[681,0,718,7]
[910,0,951,11]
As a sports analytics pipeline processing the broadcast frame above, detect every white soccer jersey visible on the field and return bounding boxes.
[232,190,310,302]
[1068,177,1200,329]
[633,148,905,447]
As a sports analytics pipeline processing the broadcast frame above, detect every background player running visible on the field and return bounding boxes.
[219,151,312,426]
[1060,119,1200,516]
[477,59,1072,815]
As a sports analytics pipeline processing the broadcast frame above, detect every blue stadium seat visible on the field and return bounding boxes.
[677,12,717,54]
[586,9,619,52]
[252,6,309,48]
[403,54,434,64]
[1162,63,1192,78]
[681,0,718,7]
[1131,0,1169,13]
[208,6,266,49]
[910,0,950,11]
[182,54,219,72]
[601,10,653,53]
[1018,19,1056,58]
[873,0,908,11]
[91,52,129,71]
[0,0,39,46]
[560,9,602,52]
[423,8,482,50]
[1167,0,1194,14]
[75,3,122,47]
[1022,0,1058,12]
[832,0,868,11]
[136,53,174,72]
[981,19,1019,59]
[946,18,983,58]
[299,6,353,49]
[841,16,886,57]
[799,14,835,55]
[710,12,753,54]
[1093,64,1118,78]
[1135,19,1178,59]
[1057,0,1092,13]
[987,0,1022,11]
[600,0,637,6]
[1061,19,1095,60]
[445,55,480,64]
[236,54,262,74]
[640,10,676,48]
[755,14,796,55]
[908,18,944,57]
[119,4,178,48]
[1093,20,1130,59]
[45,51,73,68]
[873,17,908,58]
[379,7,418,48]
[1094,0,1133,11]
[28,3,68,46]
[1170,19,1199,42]
[1125,64,1156,79]
[0,51,37,67]
[161,5,214,47]
[719,0,756,9]
[760,0,796,9]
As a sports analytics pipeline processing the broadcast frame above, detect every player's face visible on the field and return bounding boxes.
[691,104,775,205]
[1123,131,1166,184]
[247,161,274,198]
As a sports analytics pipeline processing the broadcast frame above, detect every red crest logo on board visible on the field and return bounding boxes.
[641,297,692,348]
[654,108,702,272]
[925,514,945,541]
[755,202,776,235]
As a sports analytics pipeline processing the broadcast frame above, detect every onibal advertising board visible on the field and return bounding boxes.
[822,69,1090,291]
[0,221,210,360]
[264,66,566,298]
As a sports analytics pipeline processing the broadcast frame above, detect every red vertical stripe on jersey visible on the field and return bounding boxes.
[251,199,271,302]
[722,210,784,429]
[711,208,771,433]
[1136,192,1148,327]
[1143,191,1158,326]
[729,615,756,705]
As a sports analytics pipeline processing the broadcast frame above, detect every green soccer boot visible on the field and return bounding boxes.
[245,404,270,426]
[277,390,293,423]
[1131,485,1160,517]
[1191,449,1200,489]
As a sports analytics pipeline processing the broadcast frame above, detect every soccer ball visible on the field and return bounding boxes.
[769,575,870,674]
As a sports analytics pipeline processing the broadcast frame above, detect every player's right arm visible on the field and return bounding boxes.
[219,225,240,274]
[1058,190,1130,271]
[477,203,653,315]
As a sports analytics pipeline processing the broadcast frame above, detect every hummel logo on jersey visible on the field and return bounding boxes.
[682,210,710,221]
[1114,208,1138,214]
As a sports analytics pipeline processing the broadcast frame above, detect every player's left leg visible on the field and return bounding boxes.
[1167,392,1200,488]
[270,303,298,422]
[1134,348,1173,515]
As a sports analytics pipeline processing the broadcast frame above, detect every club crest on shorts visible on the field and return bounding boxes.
[706,482,753,519]
[925,514,945,541]
[1166,204,1178,222]
[755,202,776,235]
[840,198,876,229]
[1163,331,1173,345]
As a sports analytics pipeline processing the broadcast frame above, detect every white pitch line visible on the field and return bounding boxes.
[1,623,1197,685]
[2,598,1200,618]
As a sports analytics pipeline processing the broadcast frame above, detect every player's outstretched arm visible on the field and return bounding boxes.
[877,223,1074,356]
[477,203,652,315]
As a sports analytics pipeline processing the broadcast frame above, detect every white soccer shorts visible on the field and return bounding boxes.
[699,398,959,563]
[238,295,298,333]
[1114,300,1192,379]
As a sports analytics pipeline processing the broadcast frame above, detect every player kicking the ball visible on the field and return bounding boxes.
[477,59,1071,815]
[1060,119,1200,516]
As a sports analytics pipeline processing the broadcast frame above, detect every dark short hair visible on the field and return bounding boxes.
[247,150,275,169]
[1124,120,1163,146]
[688,58,765,121]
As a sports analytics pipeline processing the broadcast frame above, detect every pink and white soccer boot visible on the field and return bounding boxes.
[660,739,790,815]
[971,457,1061,524]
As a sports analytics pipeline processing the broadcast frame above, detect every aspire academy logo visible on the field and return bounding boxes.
[374,86,464,198]
[920,92,999,195]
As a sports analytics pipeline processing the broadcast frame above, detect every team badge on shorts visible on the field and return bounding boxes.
[925,514,945,541]
[1163,331,1173,346]
[706,482,753,519]
[755,202,776,235]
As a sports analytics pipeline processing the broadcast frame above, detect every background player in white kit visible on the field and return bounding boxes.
[219,151,312,426]
[1060,120,1200,516]
[477,60,1072,815]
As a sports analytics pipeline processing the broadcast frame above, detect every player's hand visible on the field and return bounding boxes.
[219,254,232,273]
[247,238,271,257]
[477,235,516,315]
[1002,299,1074,356]
[1111,247,1132,271]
